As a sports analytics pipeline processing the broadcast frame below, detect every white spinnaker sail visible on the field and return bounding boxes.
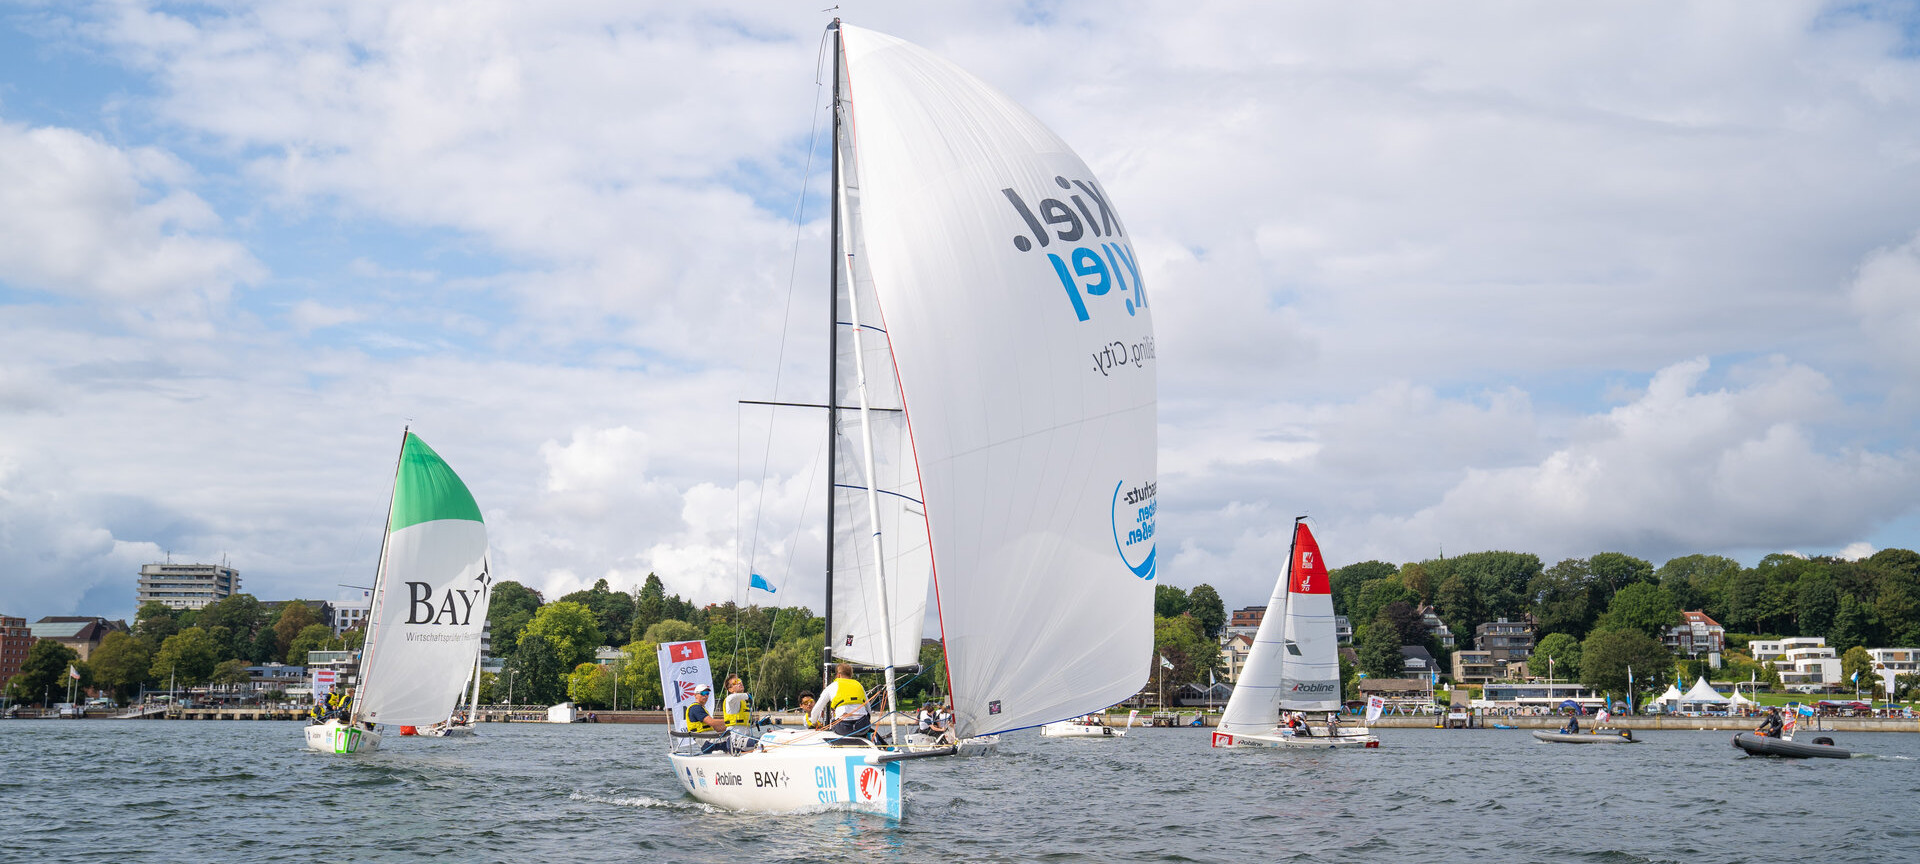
[356,433,492,727]
[1276,523,1341,712]
[828,93,932,668]
[838,26,1157,738]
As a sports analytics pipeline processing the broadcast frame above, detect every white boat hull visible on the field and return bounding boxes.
[1040,722,1126,738]
[904,733,999,756]
[422,722,476,738]
[304,720,383,754]
[1210,728,1379,749]
[667,746,904,817]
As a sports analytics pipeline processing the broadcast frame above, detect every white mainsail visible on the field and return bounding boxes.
[828,101,932,668]
[838,25,1157,738]
[354,432,493,727]
[1276,523,1341,712]
[1217,529,1298,736]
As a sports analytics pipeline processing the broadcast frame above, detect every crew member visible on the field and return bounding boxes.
[796,692,819,728]
[812,663,872,739]
[684,686,716,733]
[1562,712,1581,735]
[1755,707,1783,738]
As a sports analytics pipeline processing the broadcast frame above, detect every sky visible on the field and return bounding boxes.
[4,1,1920,624]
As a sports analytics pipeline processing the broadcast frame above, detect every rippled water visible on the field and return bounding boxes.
[2,721,1915,862]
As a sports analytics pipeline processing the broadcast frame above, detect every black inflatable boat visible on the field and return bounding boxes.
[1732,732,1851,759]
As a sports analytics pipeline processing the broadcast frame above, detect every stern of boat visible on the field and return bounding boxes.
[304,720,383,754]
[667,747,904,818]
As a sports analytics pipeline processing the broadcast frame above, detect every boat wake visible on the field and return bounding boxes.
[570,791,725,814]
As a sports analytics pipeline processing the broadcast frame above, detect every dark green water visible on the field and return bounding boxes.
[1,721,1914,862]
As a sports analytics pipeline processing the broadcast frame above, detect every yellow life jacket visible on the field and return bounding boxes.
[828,678,868,714]
[684,703,715,733]
[722,693,752,728]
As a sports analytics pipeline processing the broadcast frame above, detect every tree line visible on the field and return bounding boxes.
[4,596,360,706]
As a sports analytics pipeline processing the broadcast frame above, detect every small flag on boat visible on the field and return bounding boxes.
[749,573,776,593]
[1365,695,1385,723]
[1159,655,1173,670]
[68,665,79,680]
[1597,709,1611,724]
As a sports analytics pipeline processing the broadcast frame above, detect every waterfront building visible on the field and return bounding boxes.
[30,617,128,661]
[0,615,31,690]
[1750,637,1841,688]
[1476,681,1604,712]
[1400,645,1441,679]
[306,649,362,691]
[1474,618,1533,665]
[1359,678,1434,712]
[1450,649,1501,684]
[1664,610,1725,658]
[136,563,239,610]
[332,601,369,636]
[237,663,309,700]
[1334,615,1352,646]
[1867,647,1919,696]
[1226,606,1265,640]
[1219,631,1254,683]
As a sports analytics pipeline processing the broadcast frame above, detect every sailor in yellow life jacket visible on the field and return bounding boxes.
[811,663,872,738]
[683,686,716,732]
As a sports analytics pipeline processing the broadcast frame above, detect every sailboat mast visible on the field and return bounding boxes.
[1275,517,1302,721]
[349,427,409,727]
[822,19,843,693]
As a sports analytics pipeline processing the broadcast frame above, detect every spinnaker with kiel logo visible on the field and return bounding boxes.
[666,19,1157,816]
[1212,520,1379,749]
[305,431,492,754]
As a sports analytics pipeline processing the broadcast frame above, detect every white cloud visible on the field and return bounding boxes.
[0,121,261,310]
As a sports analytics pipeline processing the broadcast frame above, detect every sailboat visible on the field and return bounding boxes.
[1212,519,1378,749]
[305,431,493,754]
[665,20,1158,816]
[421,652,486,737]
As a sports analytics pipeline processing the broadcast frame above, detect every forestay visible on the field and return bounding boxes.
[838,26,1157,738]
[355,433,492,727]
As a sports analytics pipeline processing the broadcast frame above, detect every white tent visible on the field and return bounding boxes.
[1653,683,1685,710]
[1728,689,1759,710]
[1678,677,1731,713]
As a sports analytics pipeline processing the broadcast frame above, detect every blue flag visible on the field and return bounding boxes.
[749,573,776,593]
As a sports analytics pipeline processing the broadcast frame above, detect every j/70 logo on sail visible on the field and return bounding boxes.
[1109,480,1156,581]
[1002,178,1148,322]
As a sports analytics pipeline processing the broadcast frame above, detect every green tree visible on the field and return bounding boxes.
[642,619,701,645]
[250,626,282,664]
[1842,645,1876,694]
[1828,594,1874,653]
[631,574,667,642]
[487,580,544,661]
[199,594,266,660]
[1876,568,1920,646]
[1533,632,1582,681]
[9,639,81,705]
[1592,582,1681,640]
[88,631,156,703]
[210,658,252,694]
[150,627,220,687]
[1796,576,1840,640]
[1580,629,1672,703]
[1330,560,1397,618]
[1657,554,1742,622]
[1399,563,1434,606]
[1356,624,1405,679]
[1187,584,1227,639]
[1154,584,1190,618]
[567,662,614,709]
[1530,558,1599,640]
[558,578,636,648]
[1152,614,1218,689]
[1589,552,1655,595]
[504,633,566,704]
[519,601,603,671]
[134,601,181,643]
[1352,579,1415,631]
[621,641,664,709]
[285,624,336,666]
[272,601,320,658]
